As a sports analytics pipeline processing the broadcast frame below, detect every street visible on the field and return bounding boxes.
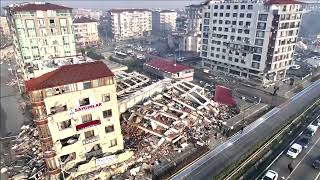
[261,111,320,180]
[0,62,27,137]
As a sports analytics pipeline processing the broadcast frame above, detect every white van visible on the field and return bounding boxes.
[305,124,318,137]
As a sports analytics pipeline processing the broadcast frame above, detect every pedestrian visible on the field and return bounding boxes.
[240,126,244,134]
[288,163,293,173]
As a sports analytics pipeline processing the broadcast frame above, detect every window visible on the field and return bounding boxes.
[217,48,220,52]
[224,28,228,32]
[105,125,114,133]
[238,29,243,33]
[220,5,224,9]
[240,13,244,18]
[226,13,230,17]
[244,29,250,34]
[232,21,236,25]
[214,5,218,9]
[81,114,92,123]
[253,54,261,61]
[218,27,222,31]
[235,58,239,63]
[258,14,268,21]
[204,19,209,25]
[84,130,95,138]
[102,93,110,102]
[204,12,210,18]
[239,21,243,26]
[255,39,264,46]
[237,36,242,41]
[79,97,90,106]
[110,139,117,147]
[213,20,217,24]
[103,109,112,118]
[49,19,55,26]
[228,57,232,61]
[247,13,252,18]
[245,22,251,27]
[58,119,71,130]
[215,54,220,58]
[241,5,245,9]
[214,13,218,17]
[257,22,266,30]
[233,13,237,17]
[220,13,223,17]
[231,28,236,32]
[219,20,223,24]
[83,81,92,89]
[252,62,260,69]
[225,20,231,24]
[227,5,231,9]
[256,31,265,38]
[222,55,226,59]
[234,5,238,9]
[248,5,253,9]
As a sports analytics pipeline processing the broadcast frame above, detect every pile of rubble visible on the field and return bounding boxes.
[118,80,238,178]
[2,125,46,179]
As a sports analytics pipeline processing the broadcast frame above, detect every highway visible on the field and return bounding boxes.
[260,110,320,180]
[171,80,320,180]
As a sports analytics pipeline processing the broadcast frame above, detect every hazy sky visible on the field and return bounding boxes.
[1,0,203,9]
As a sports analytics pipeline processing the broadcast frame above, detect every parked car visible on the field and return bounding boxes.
[262,170,278,180]
[287,143,303,159]
[312,156,320,169]
[296,136,311,148]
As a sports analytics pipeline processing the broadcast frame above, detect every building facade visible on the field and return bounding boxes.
[152,10,177,34]
[109,9,152,41]
[72,8,102,20]
[200,0,303,83]
[168,32,201,52]
[0,16,11,37]
[185,4,203,34]
[4,2,77,77]
[25,61,132,179]
[73,17,99,48]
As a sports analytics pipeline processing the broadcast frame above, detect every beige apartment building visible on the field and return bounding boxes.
[109,9,152,41]
[152,10,177,34]
[4,2,77,77]
[25,61,132,179]
[73,16,99,48]
[0,16,11,37]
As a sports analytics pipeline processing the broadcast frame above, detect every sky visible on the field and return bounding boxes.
[1,0,204,9]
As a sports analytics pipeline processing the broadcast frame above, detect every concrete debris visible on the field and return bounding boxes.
[2,124,46,179]
[119,80,238,179]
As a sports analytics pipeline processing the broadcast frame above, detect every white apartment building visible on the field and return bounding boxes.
[73,8,102,20]
[4,2,77,78]
[152,10,177,33]
[185,4,203,34]
[25,61,132,179]
[201,0,303,83]
[73,16,99,48]
[0,16,11,37]
[109,9,152,41]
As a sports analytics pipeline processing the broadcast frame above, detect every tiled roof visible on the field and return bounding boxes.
[144,59,192,74]
[265,0,303,4]
[25,61,114,92]
[73,16,98,23]
[109,8,151,13]
[5,2,72,12]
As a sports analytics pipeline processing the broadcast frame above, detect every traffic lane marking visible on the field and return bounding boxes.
[286,133,320,180]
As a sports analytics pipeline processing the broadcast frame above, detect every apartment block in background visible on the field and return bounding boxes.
[201,0,303,84]
[185,4,203,34]
[0,16,11,37]
[4,2,77,77]
[25,61,132,179]
[108,9,152,41]
[152,10,177,34]
[73,8,102,20]
[73,16,99,48]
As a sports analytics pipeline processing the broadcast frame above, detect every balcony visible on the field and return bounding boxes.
[76,120,101,131]
[85,148,102,159]
[82,135,100,145]
[60,134,80,148]
[50,105,67,115]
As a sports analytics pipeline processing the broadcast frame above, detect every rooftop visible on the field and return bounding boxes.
[109,8,151,13]
[185,4,203,8]
[73,16,98,23]
[144,59,193,74]
[264,0,303,4]
[25,61,114,92]
[5,2,72,12]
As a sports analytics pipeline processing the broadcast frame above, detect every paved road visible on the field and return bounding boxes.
[0,62,27,137]
[171,80,320,180]
[263,110,320,180]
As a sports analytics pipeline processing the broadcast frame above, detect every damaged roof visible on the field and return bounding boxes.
[144,59,193,74]
[25,61,114,92]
